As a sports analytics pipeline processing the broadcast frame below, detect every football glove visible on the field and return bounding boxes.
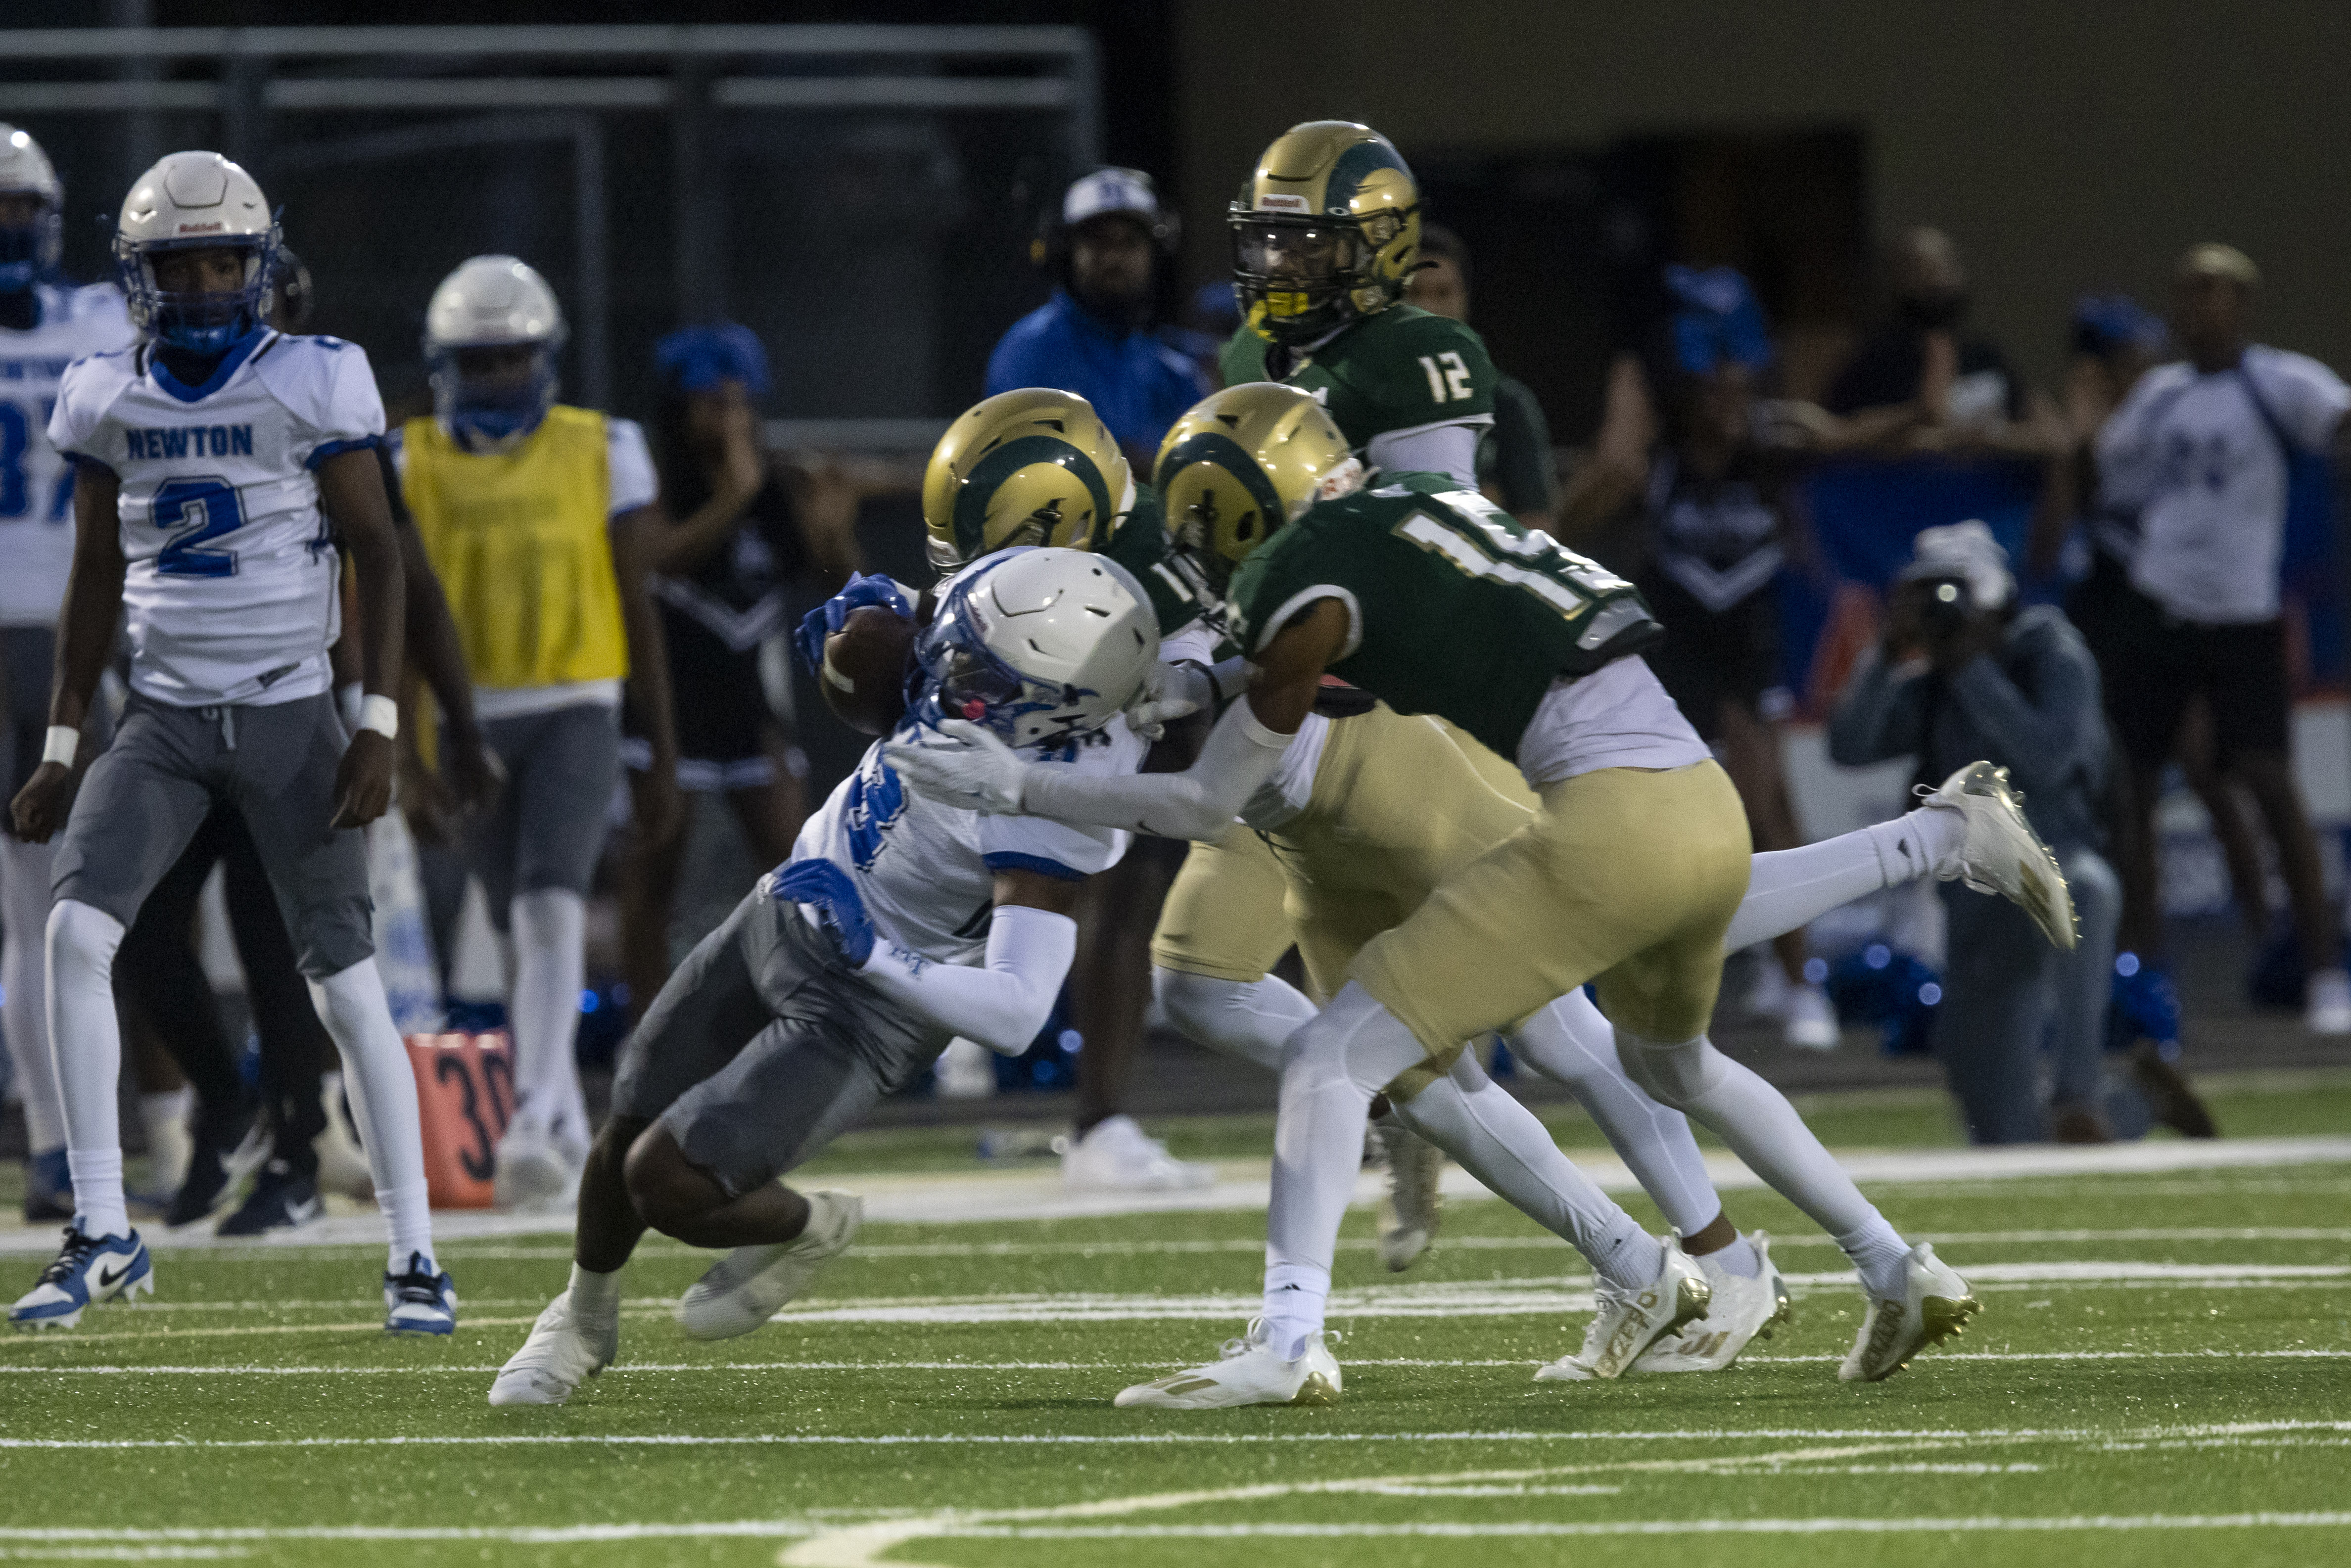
[883,719,1028,816]
[769,858,876,968]
[792,573,913,678]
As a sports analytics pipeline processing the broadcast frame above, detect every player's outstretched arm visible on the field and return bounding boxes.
[886,600,1344,840]
[11,462,127,843]
[317,447,405,830]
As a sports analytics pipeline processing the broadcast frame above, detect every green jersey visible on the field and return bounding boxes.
[1220,306,1497,455]
[1226,473,1662,759]
[1098,485,1210,640]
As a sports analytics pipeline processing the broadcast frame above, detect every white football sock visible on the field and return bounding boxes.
[0,836,61,1154]
[1394,1053,1661,1291]
[567,1261,621,1318]
[1505,991,1721,1237]
[308,958,435,1273]
[1710,1236,1763,1277]
[509,888,589,1146]
[139,1086,194,1196]
[1153,967,1315,1072]
[1261,983,1424,1359]
[1613,1024,1909,1298]
[48,900,127,1238]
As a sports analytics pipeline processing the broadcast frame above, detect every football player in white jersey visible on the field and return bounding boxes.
[0,126,137,1221]
[488,546,1160,1404]
[6,151,451,1334]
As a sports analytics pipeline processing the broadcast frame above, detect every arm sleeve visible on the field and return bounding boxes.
[1487,378,1558,515]
[1018,696,1295,839]
[1941,622,2103,797]
[606,418,659,514]
[856,903,1077,1055]
[1826,648,1934,766]
[1366,421,1485,488]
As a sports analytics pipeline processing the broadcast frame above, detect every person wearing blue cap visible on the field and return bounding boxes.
[985,168,1211,471]
[618,323,863,1022]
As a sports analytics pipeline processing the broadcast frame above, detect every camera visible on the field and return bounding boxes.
[1913,573,1974,644]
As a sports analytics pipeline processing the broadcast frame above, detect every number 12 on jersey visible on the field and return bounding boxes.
[1418,352,1473,403]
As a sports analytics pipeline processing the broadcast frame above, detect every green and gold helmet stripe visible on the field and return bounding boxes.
[1154,384,1354,596]
[1156,429,1288,566]
[922,389,1131,573]
[947,434,1116,563]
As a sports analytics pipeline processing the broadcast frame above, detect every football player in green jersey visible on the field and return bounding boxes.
[893,384,2079,1407]
[1222,120,1496,488]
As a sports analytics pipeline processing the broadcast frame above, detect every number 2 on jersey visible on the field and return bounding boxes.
[151,476,243,578]
[1418,352,1473,404]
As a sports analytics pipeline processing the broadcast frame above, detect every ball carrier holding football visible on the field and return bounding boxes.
[891,381,2077,1405]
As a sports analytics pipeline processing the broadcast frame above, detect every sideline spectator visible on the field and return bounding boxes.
[1405,224,1557,530]
[618,324,861,1022]
[2093,244,2351,1036]
[1828,523,2127,1142]
[985,168,1209,471]
[1827,226,2032,447]
[2036,296,2274,963]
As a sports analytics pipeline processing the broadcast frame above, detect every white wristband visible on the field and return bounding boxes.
[41,726,78,768]
[359,694,399,741]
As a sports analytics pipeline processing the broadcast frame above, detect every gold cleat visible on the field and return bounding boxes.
[1921,761,2079,950]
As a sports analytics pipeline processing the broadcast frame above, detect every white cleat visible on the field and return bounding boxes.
[492,1123,582,1213]
[1636,1233,1792,1374]
[677,1190,863,1341]
[1839,1242,1981,1383]
[1782,984,1841,1051]
[1535,1237,1710,1382]
[1921,761,2077,950]
[488,1290,618,1406]
[1060,1114,1213,1191]
[1115,1319,1343,1409]
[1372,1118,1443,1271]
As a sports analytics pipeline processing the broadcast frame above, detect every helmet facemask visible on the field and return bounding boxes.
[0,190,60,295]
[911,565,1098,750]
[430,338,564,454]
[118,232,277,357]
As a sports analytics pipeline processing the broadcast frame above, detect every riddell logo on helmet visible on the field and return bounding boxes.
[175,222,226,233]
[1256,194,1309,213]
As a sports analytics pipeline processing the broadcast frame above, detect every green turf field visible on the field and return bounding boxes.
[1,1076,2347,1567]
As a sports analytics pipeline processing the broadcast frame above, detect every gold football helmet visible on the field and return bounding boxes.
[1230,121,1422,346]
[921,388,1133,574]
[1154,384,1355,601]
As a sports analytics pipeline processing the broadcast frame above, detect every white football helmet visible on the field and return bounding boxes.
[913,547,1160,749]
[0,125,64,292]
[112,150,278,354]
[423,255,568,450]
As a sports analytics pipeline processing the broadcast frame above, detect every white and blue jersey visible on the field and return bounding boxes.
[0,283,136,628]
[788,718,1142,967]
[48,328,384,706]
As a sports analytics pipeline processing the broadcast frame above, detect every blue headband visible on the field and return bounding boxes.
[657,322,772,396]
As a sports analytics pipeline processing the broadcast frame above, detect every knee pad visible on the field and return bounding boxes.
[47,899,124,978]
[1616,1030,1725,1111]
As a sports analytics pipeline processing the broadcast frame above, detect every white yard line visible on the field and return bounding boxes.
[3,1136,2345,1255]
[929,1514,2351,1538]
[4,1348,2346,1378]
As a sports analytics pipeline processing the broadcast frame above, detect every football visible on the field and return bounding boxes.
[820,603,918,736]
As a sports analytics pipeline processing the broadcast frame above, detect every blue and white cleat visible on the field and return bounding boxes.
[384,1252,458,1336]
[9,1226,153,1329]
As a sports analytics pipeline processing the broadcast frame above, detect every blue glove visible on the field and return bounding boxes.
[792,573,913,677]
[769,858,875,968]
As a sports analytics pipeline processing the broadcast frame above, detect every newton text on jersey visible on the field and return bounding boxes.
[126,423,255,461]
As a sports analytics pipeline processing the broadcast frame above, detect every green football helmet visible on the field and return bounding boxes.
[921,388,1133,574]
[1154,383,1356,604]
[1230,121,1422,347]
